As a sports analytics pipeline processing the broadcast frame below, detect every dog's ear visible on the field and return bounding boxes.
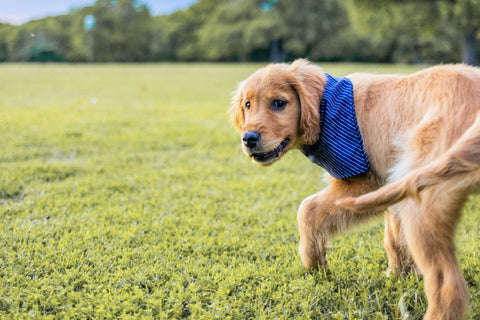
[230,81,245,133]
[288,59,326,145]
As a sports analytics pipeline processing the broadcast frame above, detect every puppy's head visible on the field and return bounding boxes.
[230,59,326,165]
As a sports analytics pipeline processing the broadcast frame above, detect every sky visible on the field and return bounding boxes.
[0,0,198,25]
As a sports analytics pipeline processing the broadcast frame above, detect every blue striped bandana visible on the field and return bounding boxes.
[301,74,370,179]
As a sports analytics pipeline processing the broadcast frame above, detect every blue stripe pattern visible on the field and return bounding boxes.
[301,74,370,179]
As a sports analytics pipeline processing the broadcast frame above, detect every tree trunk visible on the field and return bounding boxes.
[269,40,286,63]
[462,30,477,66]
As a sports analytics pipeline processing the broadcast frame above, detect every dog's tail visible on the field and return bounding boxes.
[336,112,480,212]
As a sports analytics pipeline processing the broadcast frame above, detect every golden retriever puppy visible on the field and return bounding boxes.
[230,59,480,320]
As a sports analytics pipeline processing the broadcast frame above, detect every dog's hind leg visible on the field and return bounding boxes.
[297,172,381,269]
[337,111,480,213]
[400,187,469,320]
[384,209,418,275]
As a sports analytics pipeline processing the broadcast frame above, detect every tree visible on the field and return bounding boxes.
[0,24,14,61]
[0,0,152,62]
[196,0,285,61]
[350,0,478,64]
[277,0,353,61]
[88,0,152,62]
[194,0,357,62]
[3,16,71,62]
[440,0,480,65]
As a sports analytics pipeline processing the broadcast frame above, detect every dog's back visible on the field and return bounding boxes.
[339,64,480,212]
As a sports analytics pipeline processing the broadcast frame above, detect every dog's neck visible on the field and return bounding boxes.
[301,74,370,179]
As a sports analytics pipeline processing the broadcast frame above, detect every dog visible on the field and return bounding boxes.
[230,59,480,320]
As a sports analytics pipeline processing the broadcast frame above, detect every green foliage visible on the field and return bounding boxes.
[440,0,480,64]
[277,0,350,60]
[196,0,284,61]
[1,0,151,63]
[348,0,479,64]
[0,63,479,319]
[88,0,152,62]
[1,0,478,63]
[0,24,13,61]
[3,16,71,62]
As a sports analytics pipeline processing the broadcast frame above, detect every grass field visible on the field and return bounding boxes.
[0,62,479,319]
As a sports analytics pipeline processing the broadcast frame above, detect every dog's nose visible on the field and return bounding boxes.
[243,131,261,149]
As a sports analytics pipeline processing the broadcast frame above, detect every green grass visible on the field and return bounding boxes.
[0,62,479,319]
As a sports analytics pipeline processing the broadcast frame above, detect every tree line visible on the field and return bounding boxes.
[0,0,478,64]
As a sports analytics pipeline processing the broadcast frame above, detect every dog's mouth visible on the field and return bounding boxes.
[251,139,290,164]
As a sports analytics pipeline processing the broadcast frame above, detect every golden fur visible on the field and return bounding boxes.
[231,59,480,320]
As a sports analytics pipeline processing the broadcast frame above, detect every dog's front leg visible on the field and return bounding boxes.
[297,174,381,269]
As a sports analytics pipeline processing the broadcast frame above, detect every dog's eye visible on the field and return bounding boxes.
[272,99,286,110]
[245,101,251,111]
